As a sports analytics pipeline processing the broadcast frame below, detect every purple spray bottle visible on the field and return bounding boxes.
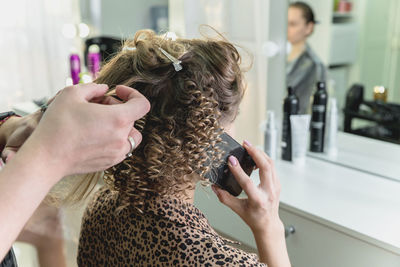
[87,44,101,80]
[69,54,81,85]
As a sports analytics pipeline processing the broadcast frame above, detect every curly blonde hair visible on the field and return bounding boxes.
[65,29,246,213]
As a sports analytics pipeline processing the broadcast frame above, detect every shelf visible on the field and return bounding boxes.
[333,12,353,19]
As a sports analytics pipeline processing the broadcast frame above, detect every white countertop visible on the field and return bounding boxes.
[195,156,400,255]
[308,132,400,181]
[275,157,400,255]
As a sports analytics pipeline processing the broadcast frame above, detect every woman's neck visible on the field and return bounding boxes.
[167,174,198,204]
[182,187,196,204]
[288,41,306,62]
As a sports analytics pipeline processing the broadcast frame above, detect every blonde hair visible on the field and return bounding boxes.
[58,29,246,213]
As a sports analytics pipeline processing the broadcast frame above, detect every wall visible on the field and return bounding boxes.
[80,0,168,38]
[169,0,270,146]
[349,0,398,102]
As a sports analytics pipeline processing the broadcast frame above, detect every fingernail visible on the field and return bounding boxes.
[229,155,238,166]
[244,140,252,147]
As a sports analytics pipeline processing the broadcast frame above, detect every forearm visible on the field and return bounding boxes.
[253,222,291,267]
[0,139,61,259]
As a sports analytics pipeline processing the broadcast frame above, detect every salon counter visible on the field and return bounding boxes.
[194,156,400,267]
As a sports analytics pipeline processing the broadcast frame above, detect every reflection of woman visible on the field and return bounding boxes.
[78,30,291,266]
[287,1,327,114]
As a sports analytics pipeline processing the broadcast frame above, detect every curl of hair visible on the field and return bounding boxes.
[58,29,246,213]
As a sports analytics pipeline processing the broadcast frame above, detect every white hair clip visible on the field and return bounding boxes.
[123,46,136,51]
[158,47,182,72]
[162,31,177,41]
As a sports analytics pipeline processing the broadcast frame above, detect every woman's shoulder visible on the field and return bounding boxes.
[305,44,325,66]
[81,186,119,222]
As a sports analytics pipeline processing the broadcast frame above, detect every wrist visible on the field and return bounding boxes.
[14,133,67,186]
[252,219,290,266]
[251,218,285,239]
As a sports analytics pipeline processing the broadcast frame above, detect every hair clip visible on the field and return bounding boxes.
[162,31,177,41]
[123,46,136,51]
[158,47,182,72]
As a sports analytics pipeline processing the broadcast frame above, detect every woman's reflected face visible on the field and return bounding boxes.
[287,7,313,45]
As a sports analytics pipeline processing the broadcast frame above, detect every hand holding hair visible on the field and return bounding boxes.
[0,83,150,260]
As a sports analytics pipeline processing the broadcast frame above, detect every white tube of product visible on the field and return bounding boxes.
[264,111,278,160]
[326,98,338,156]
[290,114,311,166]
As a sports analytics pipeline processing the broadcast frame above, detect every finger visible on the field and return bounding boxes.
[211,185,243,215]
[228,155,258,200]
[120,127,143,161]
[128,128,142,150]
[75,83,109,101]
[114,86,151,122]
[268,157,281,195]
[243,141,275,195]
[114,85,143,101]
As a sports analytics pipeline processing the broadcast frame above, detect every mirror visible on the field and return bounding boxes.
[284,0,400,181]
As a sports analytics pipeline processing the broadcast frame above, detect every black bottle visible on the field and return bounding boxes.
[310,82,328,152]
[281,86,299,161]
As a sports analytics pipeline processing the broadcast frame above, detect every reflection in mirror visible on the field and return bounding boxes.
[283,0,400,181]
[286,0,400,144]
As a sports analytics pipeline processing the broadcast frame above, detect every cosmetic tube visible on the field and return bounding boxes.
[326,98,338,156]
[264,111,278,160]
[290,114,311,166]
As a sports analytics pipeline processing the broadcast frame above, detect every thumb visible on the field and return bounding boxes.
[76,83,109,101]
[211,185,242,215]
[114,85,151,121]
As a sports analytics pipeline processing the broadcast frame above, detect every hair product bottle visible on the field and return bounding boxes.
[264,110,278,160]
[87,44,101,80]
[69,54,81,85]
[281,86,299,161]
[326,98,338,156]
[310,82,328,152]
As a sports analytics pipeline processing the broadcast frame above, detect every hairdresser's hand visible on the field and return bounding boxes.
[20,83,150,180]
[212,141,290,267]
[0,86,123,164]
[0,111,43,163]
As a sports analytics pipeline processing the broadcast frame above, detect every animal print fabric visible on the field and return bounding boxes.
[78,188,266,266]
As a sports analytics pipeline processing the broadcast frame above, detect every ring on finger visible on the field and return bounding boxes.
[126,136,136,157]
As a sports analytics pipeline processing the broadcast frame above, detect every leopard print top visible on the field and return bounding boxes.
[78,187,266,266]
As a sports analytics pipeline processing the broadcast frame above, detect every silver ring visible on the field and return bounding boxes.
[126,136,136,157]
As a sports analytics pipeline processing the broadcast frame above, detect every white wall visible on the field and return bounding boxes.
[80,0,168,38]
[0,0,79,112]
[349,0,400,102]
[169,0,270,146]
